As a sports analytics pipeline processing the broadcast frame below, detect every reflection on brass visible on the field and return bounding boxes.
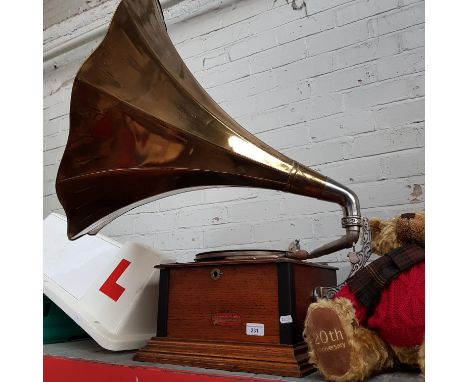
[55,0,362,258]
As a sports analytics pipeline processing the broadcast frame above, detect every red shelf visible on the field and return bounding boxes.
[43,339,422,382]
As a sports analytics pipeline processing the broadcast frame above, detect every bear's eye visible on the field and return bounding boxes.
[400,213,415,219]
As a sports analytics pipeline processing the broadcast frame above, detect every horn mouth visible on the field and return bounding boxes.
[55,0,362,257]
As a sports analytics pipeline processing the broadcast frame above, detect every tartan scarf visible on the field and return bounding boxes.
[348,244,425,308]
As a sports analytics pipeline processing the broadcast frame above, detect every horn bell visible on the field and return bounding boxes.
[56,0,361,258]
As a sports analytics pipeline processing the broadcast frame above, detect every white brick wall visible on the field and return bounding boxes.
[43,0,425,282]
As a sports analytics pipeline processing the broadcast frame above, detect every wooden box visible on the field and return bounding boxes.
[135,258,337,377]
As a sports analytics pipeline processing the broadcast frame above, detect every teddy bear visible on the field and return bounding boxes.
[303,211,425,381]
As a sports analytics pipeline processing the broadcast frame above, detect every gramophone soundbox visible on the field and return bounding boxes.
[134,251,337,377]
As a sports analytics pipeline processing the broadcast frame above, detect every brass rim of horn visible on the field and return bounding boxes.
[55,0,362,259]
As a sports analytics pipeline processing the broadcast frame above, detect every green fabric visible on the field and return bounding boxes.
[43,295,89,344]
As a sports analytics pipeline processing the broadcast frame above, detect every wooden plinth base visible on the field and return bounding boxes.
[134,337,314,377]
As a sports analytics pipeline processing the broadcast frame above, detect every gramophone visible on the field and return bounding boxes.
[55,0,367,377]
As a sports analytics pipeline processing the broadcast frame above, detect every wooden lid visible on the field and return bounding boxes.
[195,249,290,262]
[156,257,337,270]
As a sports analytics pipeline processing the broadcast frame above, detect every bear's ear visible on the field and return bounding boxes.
[369,218,383,239]
[396,211,425,245]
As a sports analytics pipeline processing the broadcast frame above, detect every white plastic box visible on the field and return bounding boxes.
[43,213,171,350]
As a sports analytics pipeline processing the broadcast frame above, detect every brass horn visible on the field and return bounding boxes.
[56,0,362,259]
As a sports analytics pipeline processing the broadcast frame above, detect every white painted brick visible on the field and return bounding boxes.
[166,23,188,45]
[116,234,155,249]
[334,34,400,70]
[309,110,374,142]
[280,194,339,218]
[227,200,281,223]
[43,130,69,151]
[257,122,310,150]
[43,147,64,166]
[362,201,425,220]
[368,2,425,37]
[128,200,159,214]
[203,22,249,52]
[312,213,344,238]
[204,187,257,203]
[43,90,63,108]
[306,0,356,15]
[43,178,55,197]
[279,102,310,127]
[373,98,424,129]
[44,117,61,136]
[178,206,227,228]
[223,71,278,102]
[255,82,311,113]
[204,224,252,247]
[276,53,333,86]
[317,148,425,184]
[44,115,69,136]
[202,50,230,70]
[159,190,204,211]
[229,32,277,61]
[220,95,257,119]
[380,148,425,179]
[310,64,377,94]
[250,39,307,74]
[62,85,73,105]
[205,85,226,104]
[174,38,206,59]
[285,138,347,166]
[133,212,177,234]
[352,176,425,208]
[156,229,203,250]
[46,100,69,120]
[218,0,269,28]
[255,189,284,200]
[376,48,424,80]
[43,108,50,125]
[344,125,424,159]
[43,164,58,183]
[184,55,204,73]
[101,214,135,237]
[59,115,70,131]
[197,59,250,88]
[336,0,399,26]
[317,156,383,184]
[166,2,219,39]
[343,74,424,109]
[248,4,304,35]
[183,8,222,38]
[253,217,315,243]
[398,0,423,5]
[43,0,116,46]
[400,26,424,51]
[276,10,335,45]
[43,194,62,217]
[241,106,284,134]
[281,94,343,126]
[306,21,369,57]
